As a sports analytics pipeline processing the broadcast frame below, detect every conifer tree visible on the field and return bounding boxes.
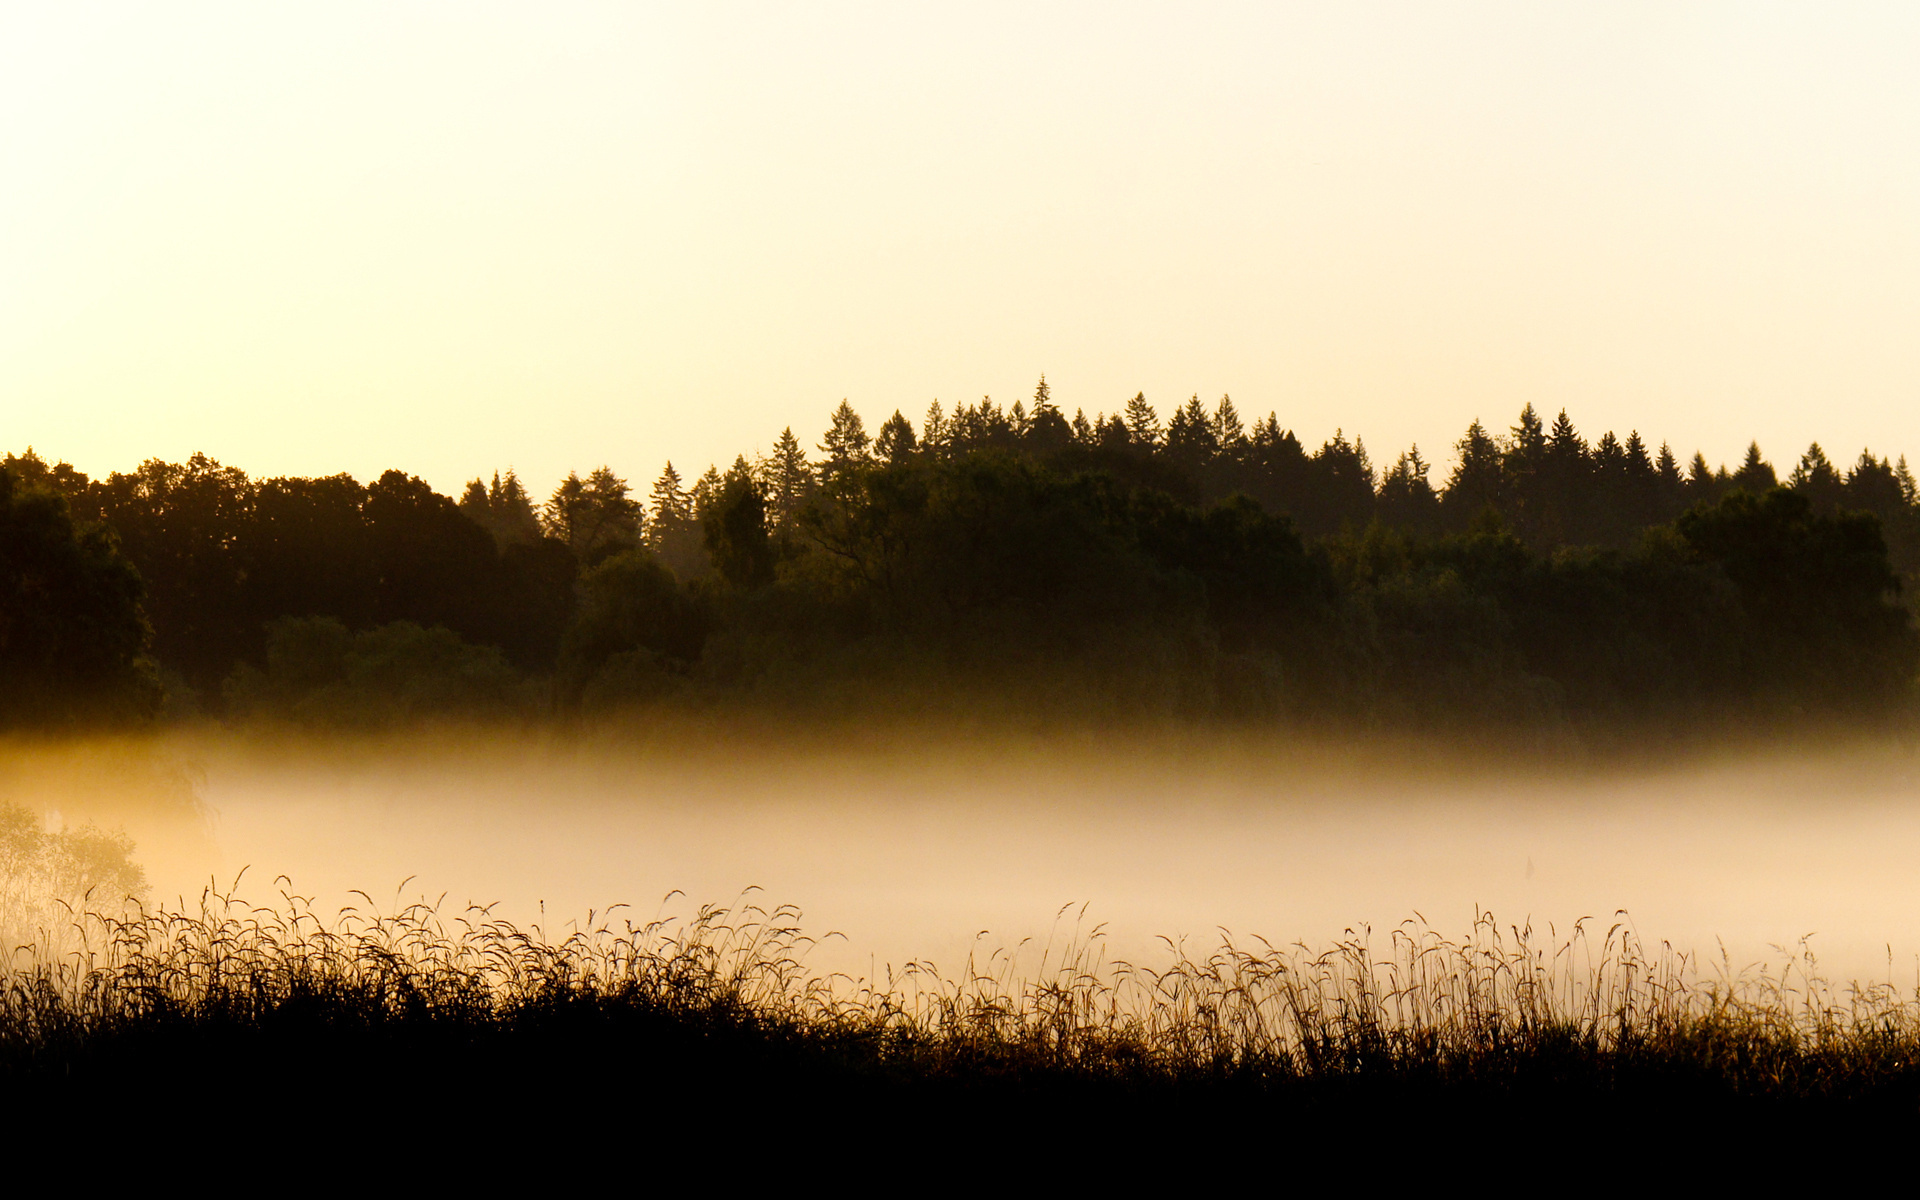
[1733,442,1777,493]
[973,397,1013,447]
[1655,443,1679,480]
[1443,419,1505,527]
[875,410,918,465]
[1377,447,1439,532]
[1165,395,1219,468]
[1843,451,1904,516]
[1123,393,1161,447]
[1070,408,1095,445]
[543,467,641,564]
[1685,452,1718,504]
[1026,376,1073,450]
[921,402,949,458]
[647,462,707,579]
[1790,444,1846,514]
[1624,432,1654,475]
[691,465,725,519]
[460,470,541,547]
[1508,404,1546,463]
[1211,395,1246,450]
[818,401,872,479]
[648,463,691,544]
[765,428,811,533]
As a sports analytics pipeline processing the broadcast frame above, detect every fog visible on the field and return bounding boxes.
[11,729,1920,987]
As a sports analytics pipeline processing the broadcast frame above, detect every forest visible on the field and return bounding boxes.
[5,382,1918,737]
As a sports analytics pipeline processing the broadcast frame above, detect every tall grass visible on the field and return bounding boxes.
[6,885,1920,1132]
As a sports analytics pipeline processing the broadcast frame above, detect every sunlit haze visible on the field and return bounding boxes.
[6,4,1920,493]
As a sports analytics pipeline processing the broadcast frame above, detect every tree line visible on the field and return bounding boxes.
[4,380,1917,734]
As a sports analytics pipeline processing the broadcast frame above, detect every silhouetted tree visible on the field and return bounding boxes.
[460,471,542,547]
[920,402,950,459]
[1677,487,1915,708]
[0,467,158,727]
[764,429,812,534]
[1026,376,1073,453]
[704,463,775,590]
[0,450,88,500]
[1441,420,1504,532]
[1732,442,1777,494]
[875,411,918,466]
[1377,448,1440,535]
[1165,395,1219,477]
[648,463,705,580]
[86,454,253,693]
[543,467,642,565]
[1789,444,1846,515]
[1123,393,1162,448]
[819,401,873,478]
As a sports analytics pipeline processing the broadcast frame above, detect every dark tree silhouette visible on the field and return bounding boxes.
[0,467,158,727]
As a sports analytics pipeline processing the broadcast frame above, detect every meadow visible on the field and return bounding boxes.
[6,875,1920,1143]
[6,728,1920,1145]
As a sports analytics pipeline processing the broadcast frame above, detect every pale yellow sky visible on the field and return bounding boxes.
[4,3,1919,497]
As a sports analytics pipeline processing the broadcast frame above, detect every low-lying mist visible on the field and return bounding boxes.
[7,724,1920,988]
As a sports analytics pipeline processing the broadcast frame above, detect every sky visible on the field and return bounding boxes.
[4,3,1919,498]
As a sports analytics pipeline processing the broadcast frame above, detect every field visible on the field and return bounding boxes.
[7,876,1920,1148]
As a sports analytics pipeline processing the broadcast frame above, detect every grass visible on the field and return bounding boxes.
[5,884,1920,1150]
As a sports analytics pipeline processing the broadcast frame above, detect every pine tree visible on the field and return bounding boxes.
[1685,452,1718,505]
[1070,408,1095,445]
[691,465,725,520]
[1789,443,1835,486]
[921,402,949,458]
[1843,450,1905,519]
[647,464,691,550]
[1733,442,1776,494]
[765,428,811,533]
[1031,375,1057,419]
[1442,419,1505,528]
[647,462,707,578]
[818,400,872,478]
[1211,395,1246,449]
[1377,446,1439,533]
[1026,376,1072,451]
[1508,404,1546,463]
[1165,395,1219,467]
[543,467,641,563]
[875,410,918,464]
[1547,410,1586,462]
[1655,443,1680,482]
[1123,393,1161,447]
[974,397,1013,447]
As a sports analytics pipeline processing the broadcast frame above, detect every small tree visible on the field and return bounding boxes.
[764,428,812,533]
[818,401,872,479]
[875,411,918,465]
[1123,393,1161,447]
